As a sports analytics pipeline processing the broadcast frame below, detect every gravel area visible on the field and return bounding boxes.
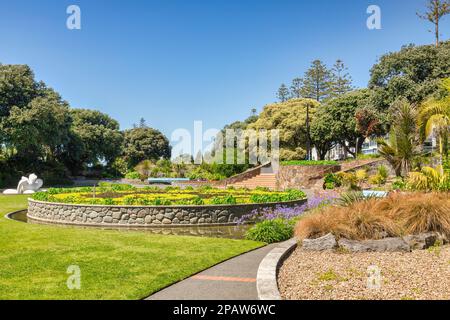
[278,246,450,300]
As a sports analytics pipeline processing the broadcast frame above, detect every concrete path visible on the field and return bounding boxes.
[146,243,278,300]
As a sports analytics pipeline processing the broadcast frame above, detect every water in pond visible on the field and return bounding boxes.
[8,210,251,239]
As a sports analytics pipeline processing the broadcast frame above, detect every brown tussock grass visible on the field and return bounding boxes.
[295,192,450,241]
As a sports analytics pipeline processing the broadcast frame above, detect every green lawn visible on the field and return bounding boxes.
[0,195,263,300]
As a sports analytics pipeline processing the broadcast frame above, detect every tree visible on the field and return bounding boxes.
[418,78,450,163]
[319,90,370,158]
[378,99,421,177]
[290,78,303,99]
[277,84,289,102]
[122,127,171,167]
[62,109,124,174]
[369,41,450,112]
[417,0,450,47]
[330,59,353,97]
[249,98,320,161]
[139,117,147,128]
[299,60,333,102]
[310,106,336,160]
[1,88,71,162]
[0,64,37,118]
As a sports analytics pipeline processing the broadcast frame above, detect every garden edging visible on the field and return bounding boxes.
[27,198,307,227]
[256,238,297,300]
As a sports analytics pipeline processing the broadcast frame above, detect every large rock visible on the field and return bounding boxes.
[403,232,447,250]
[338,237,410,252]
[302,233,337,251]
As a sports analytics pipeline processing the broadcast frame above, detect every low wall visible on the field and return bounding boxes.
[276,165,341,189]
[27,198,307,228]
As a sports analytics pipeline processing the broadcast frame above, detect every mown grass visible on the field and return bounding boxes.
[0,195,263,300]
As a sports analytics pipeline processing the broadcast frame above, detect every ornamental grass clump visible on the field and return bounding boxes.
[295,192,450,241]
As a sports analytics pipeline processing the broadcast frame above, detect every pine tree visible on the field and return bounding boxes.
[330,59,353,97]
[299,60,332,102]
[417,0,450,47]
[277,84,290,102]
[139,117,147,128]
[290,78,303,99]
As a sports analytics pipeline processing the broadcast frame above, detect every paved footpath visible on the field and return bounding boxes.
[146,243,278,300]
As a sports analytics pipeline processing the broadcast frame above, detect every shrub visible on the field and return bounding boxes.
[368,174,385,186]
[392,178,406,190]
[295,192,450,241]
[377,165,389,181]
[355,169,368,182]
[125,171,140,180]
[407,166,450,191]
[282,160,338,166]
[323,173,342,190]
[246,219,294,243]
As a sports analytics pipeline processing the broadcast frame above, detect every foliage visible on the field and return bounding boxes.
[122,127,171,168]
[2,88,71,161]
[32,185,307,206]
[418,78,450,159]
[368,41,450,112]
[125,171,141,180]
[298,60,333,102]
[277,84,289,102]
[407,166,450,191]
[248,98,320,161]
[378,99,422,177]
[62,109,123,174]
[314,90,370,157]
[323,173,342,190]
[281,160,338,166]
[245,219,294,243]
[417,0,450,47]
[296,192,450,240]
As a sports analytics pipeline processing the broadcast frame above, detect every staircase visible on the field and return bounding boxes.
[228,173,277,190]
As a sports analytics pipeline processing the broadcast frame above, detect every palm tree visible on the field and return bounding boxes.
[418,78,450,166]
[378,99,421,177]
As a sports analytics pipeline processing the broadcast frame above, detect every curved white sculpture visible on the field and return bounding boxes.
[3,174,44,195]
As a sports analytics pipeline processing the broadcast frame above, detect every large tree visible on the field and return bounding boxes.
[417,0,450,47]
[0,64,37,118]
[122,127,171,167]
[61,109,124,174]
[310,107,336,160]
[330,59,353,97]
[299,60,333,102]
[277,84,289,102]
[249,98,320,161]
[369,41,450,112]
[319,90,370,157]
[1,87,71,162]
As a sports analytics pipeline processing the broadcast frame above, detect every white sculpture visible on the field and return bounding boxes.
[3,174,44,195]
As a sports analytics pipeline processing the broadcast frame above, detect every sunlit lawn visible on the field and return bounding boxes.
[0,195,263,299]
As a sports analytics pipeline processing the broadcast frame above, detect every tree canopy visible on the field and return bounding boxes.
[249,98,319,160]
[123,127,171,168]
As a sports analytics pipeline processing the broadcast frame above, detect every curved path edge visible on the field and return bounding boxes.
[256,238,298,300]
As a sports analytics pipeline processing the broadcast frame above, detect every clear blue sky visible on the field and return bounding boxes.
[1,0,449,137]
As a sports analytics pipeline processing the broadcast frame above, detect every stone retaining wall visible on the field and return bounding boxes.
[27,198,307,227]
[276,165,341,189]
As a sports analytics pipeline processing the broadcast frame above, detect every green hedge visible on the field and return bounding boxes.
[281,160,339,166]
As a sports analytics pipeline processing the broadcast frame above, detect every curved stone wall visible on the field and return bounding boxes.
[27,198,307,228]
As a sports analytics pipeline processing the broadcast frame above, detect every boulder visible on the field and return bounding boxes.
[403,232,447,250]
[338,237,410,252]
[302,233,337,251]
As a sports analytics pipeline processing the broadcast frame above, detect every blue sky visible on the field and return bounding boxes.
[1,0,449,137]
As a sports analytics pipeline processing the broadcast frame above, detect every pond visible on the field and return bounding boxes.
[8,210,252,239]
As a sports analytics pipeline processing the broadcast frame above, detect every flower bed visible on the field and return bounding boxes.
[27,183,307,227]
[32,183,306,206]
